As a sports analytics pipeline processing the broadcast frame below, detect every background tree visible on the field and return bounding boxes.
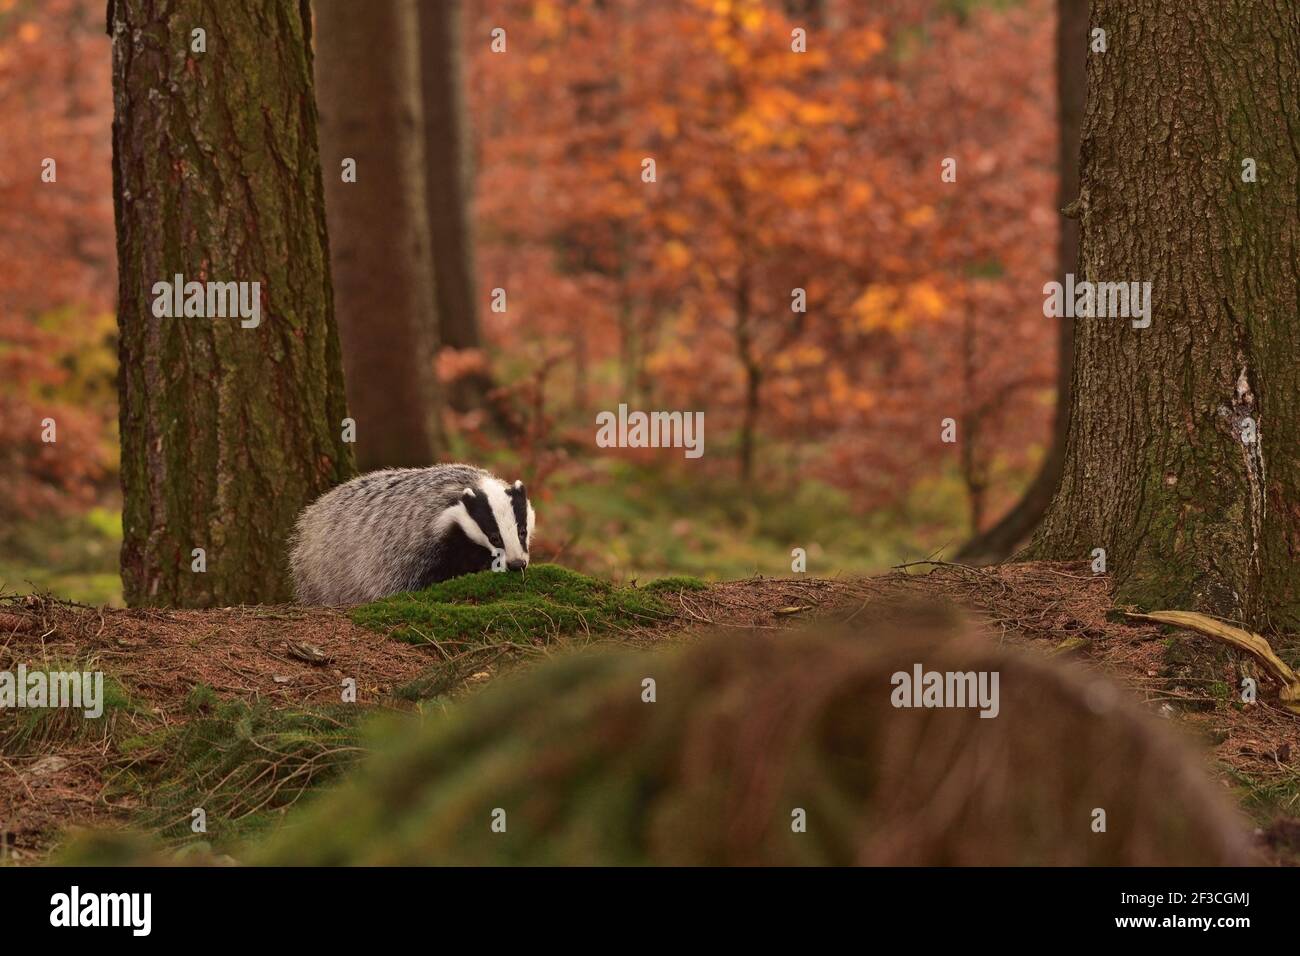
[782,0,824,28]
[418,0,495,415]
[110,0,354,606]
[1031,0,1300,629]
[956,0,1087,561]
[315,0,441,469]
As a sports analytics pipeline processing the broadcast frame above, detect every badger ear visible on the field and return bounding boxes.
[462,487,476,499]
[511,479,526,495]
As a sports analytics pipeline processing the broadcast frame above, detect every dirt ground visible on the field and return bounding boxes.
[3,562,1299,863]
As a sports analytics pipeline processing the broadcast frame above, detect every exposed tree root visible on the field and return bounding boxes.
[1124,610,1300,714]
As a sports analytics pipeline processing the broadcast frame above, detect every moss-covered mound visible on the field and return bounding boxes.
[350,564,672,645]
[254,622,1252,866]
[641,575,709,593]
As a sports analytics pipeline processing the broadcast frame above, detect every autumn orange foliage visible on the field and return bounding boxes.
[2,0,1057,540]
[469,0,1056,526]
[0,0,115,520]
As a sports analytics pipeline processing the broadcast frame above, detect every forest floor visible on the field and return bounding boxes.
[3,561,1299,865]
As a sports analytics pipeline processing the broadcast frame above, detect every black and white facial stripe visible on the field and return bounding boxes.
[508,480,529,552]
[444,477,534,570]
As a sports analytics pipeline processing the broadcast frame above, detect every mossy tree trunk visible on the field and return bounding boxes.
[314,0,441,469]
[1031,0,1300,629]
[110,0,354,607]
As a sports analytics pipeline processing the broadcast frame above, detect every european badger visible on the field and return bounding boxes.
[289,464,535,606]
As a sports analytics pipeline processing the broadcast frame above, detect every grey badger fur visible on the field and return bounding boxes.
[289,464,535,606]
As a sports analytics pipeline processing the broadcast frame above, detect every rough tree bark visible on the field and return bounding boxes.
[956,0,1087,562]
[110,0,354,607]
[314,0,441,469]
[108,1,353,606]
[1030,0,1300,630]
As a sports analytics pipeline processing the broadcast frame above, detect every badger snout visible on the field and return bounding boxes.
[507,558,528,572]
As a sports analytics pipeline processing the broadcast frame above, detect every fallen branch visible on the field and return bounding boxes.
[1124,610,1300,713]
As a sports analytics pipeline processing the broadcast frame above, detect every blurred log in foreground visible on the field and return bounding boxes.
[256,620,1252,866]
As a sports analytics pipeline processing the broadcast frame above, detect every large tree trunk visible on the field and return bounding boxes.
[315,0,441,469]
[1031,0,1300,630]
[110,0,354,607]
[956,0,1087,563]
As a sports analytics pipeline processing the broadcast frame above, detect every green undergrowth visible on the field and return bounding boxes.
[1231,766,1300,817]
[0,664,142,756]
[0,507,124,606]
[350,564,675,646]
[392,645,513,704]
[110,687,371,846]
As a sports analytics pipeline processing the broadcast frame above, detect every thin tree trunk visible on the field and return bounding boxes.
[419,0,478,353]
[955,0,1086,563]
[418,0,508,421]
[616,228,642,403]
[735,266,761,482]
[959,312,987,534]
[315,0,440,469]
[783,0,825,28]
[1030,0,1300,630]
[110,0,354,607]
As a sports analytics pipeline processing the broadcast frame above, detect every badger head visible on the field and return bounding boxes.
[450,478,535,571]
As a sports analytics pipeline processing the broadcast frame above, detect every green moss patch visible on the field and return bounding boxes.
[644,575,709,593]
[350,564,673,646]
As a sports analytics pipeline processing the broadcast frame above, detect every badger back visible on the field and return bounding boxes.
[289,464,527,605]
